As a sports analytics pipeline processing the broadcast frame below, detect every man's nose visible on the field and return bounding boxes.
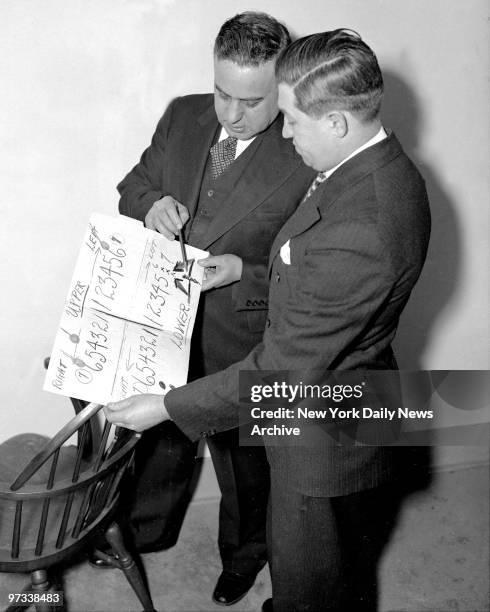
[226,100,243,123]
[282,119,292,139]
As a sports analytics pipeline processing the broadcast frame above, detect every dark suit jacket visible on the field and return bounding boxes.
[118,94,315,374]
[165,133,431,496]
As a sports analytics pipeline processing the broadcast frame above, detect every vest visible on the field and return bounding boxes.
[187,135,260,249]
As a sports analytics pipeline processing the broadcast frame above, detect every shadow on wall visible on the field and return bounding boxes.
[382,70,462,370]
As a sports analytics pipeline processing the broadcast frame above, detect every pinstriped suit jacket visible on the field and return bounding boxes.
[166,133,431,496]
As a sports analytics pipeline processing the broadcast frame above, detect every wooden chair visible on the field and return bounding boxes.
[0,399,155,612]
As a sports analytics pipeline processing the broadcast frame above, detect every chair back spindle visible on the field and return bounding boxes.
[0,402,140,571]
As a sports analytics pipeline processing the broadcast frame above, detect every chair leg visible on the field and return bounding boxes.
[31,570,57,612]
[105,521,156,612]
[5,570,65,612]
[4,582,34,612]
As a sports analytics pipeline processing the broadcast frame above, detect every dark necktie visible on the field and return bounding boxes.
[304,171,328,200]
[210,136,238,179]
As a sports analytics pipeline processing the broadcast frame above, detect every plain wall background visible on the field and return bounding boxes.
[1,0,488,470]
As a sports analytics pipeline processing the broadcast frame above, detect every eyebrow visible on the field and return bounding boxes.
[214,83,263,103]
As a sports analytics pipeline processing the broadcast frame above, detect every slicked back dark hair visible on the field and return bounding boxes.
[276,29,383,122]
[214,12,290,66]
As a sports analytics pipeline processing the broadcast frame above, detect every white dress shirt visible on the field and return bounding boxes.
[218,127,255,159]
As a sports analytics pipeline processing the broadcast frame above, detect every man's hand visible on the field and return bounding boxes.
[145,196,190,239]
[199,254,243,291]
[104,394,171,432]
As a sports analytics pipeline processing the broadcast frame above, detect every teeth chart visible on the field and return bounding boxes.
[44,213,207,405]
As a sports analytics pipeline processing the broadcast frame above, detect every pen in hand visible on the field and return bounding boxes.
[178,229,189,272]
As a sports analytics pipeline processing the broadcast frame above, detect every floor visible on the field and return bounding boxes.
[0,464,488,612]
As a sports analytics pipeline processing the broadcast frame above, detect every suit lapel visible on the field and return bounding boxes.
[199,115,305,249]
[268,133,404,270]
[183,103,220,221]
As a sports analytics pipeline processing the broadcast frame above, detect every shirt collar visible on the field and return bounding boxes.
[219,127,255,158]
[321,126,388,180]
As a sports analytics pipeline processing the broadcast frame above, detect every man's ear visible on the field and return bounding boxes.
[326,111,348,138]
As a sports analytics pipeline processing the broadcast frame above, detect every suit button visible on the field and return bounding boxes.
[266,318,271,328]
[207,189,214,197]
[276,273,280,282]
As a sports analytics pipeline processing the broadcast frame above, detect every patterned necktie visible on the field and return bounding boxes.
[210,136,238,179]
[304,171,328,200]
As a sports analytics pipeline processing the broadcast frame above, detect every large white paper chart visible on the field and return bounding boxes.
[44,213,208,405]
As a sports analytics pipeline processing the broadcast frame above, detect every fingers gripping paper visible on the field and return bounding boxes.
[44,214,208,405]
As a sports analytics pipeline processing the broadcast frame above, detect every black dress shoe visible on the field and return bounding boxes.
[87,549,116,569]
[212,570,256,606]
[261,599,273,612]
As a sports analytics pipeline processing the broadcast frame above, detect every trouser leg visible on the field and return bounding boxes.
[331,483,402,611]
[207,428,270,576]
[268,480,402,611]
[119,421,199,552]
[268,484,342,612]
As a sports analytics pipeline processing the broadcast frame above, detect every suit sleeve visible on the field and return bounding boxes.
[117,99,177,222]
[165,220,396,440]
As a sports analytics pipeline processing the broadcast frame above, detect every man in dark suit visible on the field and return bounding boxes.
[106,30,431,611]
[114,12,315,606]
